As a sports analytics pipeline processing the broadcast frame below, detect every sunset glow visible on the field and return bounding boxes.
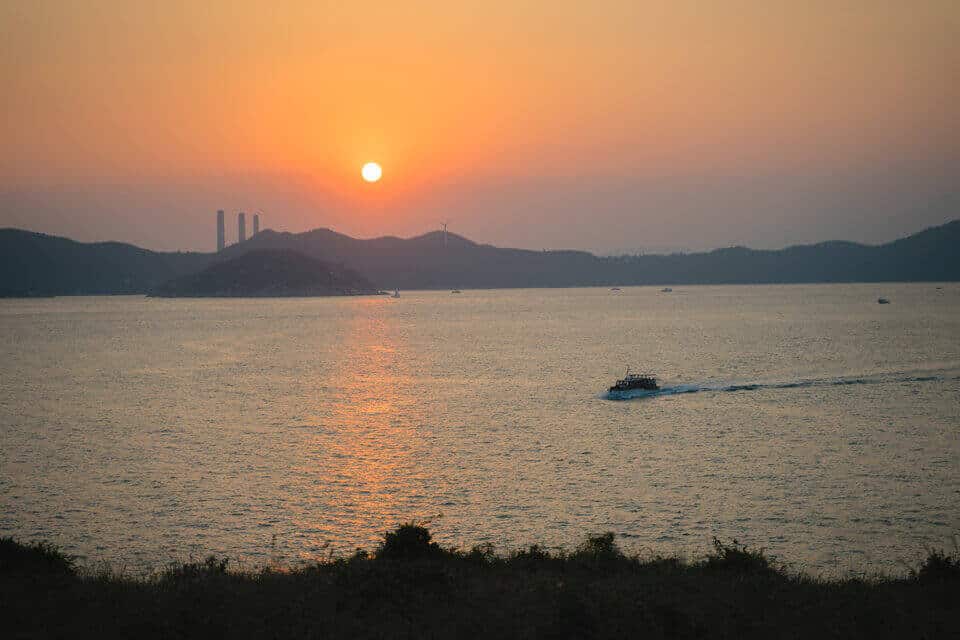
[0,1,957,251]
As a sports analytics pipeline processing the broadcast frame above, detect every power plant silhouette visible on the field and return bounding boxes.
[216,210,225,251]
[216,210,261,251]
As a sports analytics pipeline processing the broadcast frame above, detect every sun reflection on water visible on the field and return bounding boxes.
[288,300,428,558]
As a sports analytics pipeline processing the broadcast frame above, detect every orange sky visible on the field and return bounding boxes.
[1,1,958,251]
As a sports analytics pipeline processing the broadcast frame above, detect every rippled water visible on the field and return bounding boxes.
[1,284,958,574]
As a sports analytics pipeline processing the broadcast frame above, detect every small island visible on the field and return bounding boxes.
[150,249,380,297]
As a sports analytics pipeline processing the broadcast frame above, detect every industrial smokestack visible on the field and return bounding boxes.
[253,213,260,236]
[238,212,246,243]
[216,210,225,251]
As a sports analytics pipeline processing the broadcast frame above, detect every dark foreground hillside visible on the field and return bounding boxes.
[3,525,958,639]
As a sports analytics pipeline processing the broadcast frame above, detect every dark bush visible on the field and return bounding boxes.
[702,538,779,575]
[916,548,960,583]
[377,523,441,560]
[512,544,552,562]
[465,542,496,564]
[574,532,622,560]
[0,537,75,575]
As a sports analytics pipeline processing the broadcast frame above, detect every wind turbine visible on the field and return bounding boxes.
[440,220,450,247]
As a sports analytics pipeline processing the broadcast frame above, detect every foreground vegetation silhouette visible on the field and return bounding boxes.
[2,524,958,638]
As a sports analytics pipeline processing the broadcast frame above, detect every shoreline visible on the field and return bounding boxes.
[2,280,958,300]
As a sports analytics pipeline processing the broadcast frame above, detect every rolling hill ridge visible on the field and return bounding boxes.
[1,219,957,296]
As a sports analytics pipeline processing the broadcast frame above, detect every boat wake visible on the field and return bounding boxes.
[602,368,960,401]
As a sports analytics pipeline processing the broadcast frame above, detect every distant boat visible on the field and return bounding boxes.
[877,297,890,304]
[609,369,659,393]
[392,289,400,298]
[661,287,673,293]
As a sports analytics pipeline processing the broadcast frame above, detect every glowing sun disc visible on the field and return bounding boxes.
[361,162,382,182]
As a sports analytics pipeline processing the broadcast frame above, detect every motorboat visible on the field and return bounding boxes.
[609,369,659,392]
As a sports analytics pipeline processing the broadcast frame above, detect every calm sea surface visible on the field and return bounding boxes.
[1,284,958,574]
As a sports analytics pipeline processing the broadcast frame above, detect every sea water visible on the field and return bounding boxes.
[1,283,958,574]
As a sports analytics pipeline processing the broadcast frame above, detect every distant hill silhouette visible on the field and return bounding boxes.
[229,220,960,289]
[0,228,209,297]
[150,249,378,297]
[1,220,958,296]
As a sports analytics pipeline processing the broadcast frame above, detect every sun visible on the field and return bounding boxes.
[361,162,382,183]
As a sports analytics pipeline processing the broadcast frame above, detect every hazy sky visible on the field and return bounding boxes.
[2,1,958,252]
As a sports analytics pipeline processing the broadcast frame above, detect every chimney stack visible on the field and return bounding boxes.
[238,212,246,243]
[253,213,260,236]
[216,210,225,251]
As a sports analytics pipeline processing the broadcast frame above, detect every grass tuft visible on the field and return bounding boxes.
[700,538,781,576]
[162,555,230,581]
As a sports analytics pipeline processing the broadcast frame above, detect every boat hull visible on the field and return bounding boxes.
[606,387,660,400]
